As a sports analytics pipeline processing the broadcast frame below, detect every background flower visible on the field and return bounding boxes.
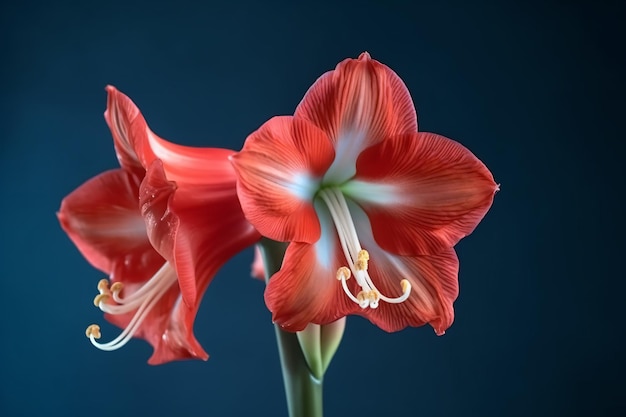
[58,86,260,364]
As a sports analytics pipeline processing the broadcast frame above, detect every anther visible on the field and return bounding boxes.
[97,279,110,293]
[356,291,370,308]
[400,279,410,293]
[85,324,101,339]
[93,293,110,307]
[368,290,380,308]
[110,282,123,293]
[356,250,369,270]
[336,267,351,281]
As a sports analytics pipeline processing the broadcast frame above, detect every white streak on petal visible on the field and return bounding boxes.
[289,172,319,201]
[323,130,367,184]
[313,199,336,270]
[341,180,404,205]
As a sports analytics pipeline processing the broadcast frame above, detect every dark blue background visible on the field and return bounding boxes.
[1,1,624,416]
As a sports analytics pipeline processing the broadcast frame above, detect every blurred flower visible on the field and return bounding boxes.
[251,245,266,280]
[58,86,259,364]
[232,53,498,334]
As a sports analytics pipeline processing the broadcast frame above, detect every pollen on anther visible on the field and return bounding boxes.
[97,279,110,293]
[400,279,411,293]
[85,324,101,339]
[336,266,351,281]
[110,282,123,293]
[93,293,110,307]
[356,250,370,270]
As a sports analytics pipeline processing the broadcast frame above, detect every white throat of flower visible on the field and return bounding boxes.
[317,187,411,308]
[85,262,177,350]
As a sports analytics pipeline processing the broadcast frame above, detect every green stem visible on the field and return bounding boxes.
[258,238,324,417]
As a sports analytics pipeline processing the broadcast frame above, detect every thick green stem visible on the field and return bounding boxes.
[258,239,324,417]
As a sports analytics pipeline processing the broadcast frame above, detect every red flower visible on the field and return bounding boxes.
[232,53,498,334]
[58,86,260,364]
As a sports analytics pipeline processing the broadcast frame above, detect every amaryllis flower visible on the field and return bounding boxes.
[232,53,498,334]
[58,86,259,364]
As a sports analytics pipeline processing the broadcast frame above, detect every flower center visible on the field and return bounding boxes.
[317,187,411,308]
[85,262,177,351]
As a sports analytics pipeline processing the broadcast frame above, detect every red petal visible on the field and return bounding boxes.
[350,132,498,256]
[294,52,417,182]
[360,247,459,335]
[264,241,359,332]
[348,202,459,334]
[103,264,209,365]
[231,116,335,243]
[140,159,261,306]
[104,86,145,178]
[147,291,209,365]
[106,86,238,186]
[57,169,164,283]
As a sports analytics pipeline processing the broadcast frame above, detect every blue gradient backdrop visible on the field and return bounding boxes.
[1,1,624,416]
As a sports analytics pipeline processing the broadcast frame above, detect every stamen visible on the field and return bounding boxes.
[356,249,369,271]
[110,282,124,303]
[85,324,101,339]
[319,188,412,309]
[93,293,110,307]
[356,291,370,308]
[85,262,177,352]
[336,266,351,281]
[97,279,110,294]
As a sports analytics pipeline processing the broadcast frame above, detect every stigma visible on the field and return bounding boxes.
[85,262,177,351]
[319,188,411,308]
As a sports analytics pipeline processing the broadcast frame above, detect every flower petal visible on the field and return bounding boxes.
[264,201,359,331]
[251,245,265,280]
[57,169,164,283]
[347,132,498,256]
[103,263,209,365]
[104,86,144,177]
[349,202,459,334]
[231,116,335,243]
[140,159,261,307]
[106,85,238,185]
[295,52,418,183]
[362,247,460,334]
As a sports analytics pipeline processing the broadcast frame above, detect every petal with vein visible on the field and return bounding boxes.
[57,169,164,283]
[231,116,335,243]
[348,132,498,256]
[295,52,418,183]
[349,202,460,334]
[140,159,261,307]
[264,201,359,331]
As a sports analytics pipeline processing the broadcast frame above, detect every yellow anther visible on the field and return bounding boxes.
[110,282,123,293]
[356,291,367,303]
[356,250,370,270]
[336,266,351,281]
[93,293,110,307]
[368,290,380,302]
[97,279,110,293]
[400,279,411,293]
[85,324,101,339]
[356,259,368,270]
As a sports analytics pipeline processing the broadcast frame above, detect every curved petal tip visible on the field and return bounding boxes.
[358,51,371,61]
